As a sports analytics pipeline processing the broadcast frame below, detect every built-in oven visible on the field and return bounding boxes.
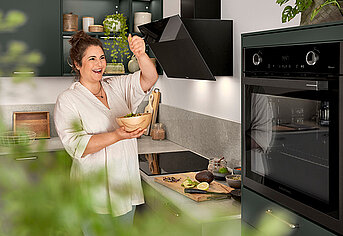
[242,42,343,234]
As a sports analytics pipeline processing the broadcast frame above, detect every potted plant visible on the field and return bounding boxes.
[277,0,343,25]
[102,13,130,74]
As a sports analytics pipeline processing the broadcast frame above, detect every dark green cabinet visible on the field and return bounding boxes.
[242,187,337,236]
[61,0,163,75]
[0,0,61,76]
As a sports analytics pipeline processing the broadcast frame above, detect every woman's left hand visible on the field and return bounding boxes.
[128,34,146,59]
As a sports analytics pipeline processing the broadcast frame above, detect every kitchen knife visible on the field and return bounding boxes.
[184,188,231,196]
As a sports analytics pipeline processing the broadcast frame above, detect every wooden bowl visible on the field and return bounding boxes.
[116,113,152,132]
[88,25,103,32]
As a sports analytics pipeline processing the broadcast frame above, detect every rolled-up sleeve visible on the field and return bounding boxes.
[54,94,92,159]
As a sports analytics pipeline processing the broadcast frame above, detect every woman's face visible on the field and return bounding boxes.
[77,45,106,83]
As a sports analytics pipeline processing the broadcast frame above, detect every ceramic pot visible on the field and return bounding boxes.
[103,18,121,32]
[82,17,94,32]
[128,55,140,73]
[63,13,78,31]
[134,12,151,33]
[300,0,343,25]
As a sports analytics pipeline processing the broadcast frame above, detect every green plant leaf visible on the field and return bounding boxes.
[282,6,294,22]
[276,0,290,6]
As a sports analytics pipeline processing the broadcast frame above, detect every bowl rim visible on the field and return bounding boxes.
[225,174,241,180]
[117,113,151,120]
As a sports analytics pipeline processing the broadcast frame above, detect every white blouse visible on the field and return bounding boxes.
[54,71,146,216]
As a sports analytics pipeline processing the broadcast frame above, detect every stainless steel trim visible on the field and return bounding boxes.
[15,156,38,161]
[63,36,72,39]
[243,77,327,91]
[266,209,299,229]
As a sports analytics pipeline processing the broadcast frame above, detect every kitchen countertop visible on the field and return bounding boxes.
[140,171,241,223]
[0,135,188,155]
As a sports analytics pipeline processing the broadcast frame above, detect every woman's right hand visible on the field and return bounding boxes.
[115,126,146,141]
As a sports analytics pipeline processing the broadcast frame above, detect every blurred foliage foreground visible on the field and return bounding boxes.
[0,146,294,236]
[0,148,220,236]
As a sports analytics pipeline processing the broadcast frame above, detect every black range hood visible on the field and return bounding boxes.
[138,15,233,81]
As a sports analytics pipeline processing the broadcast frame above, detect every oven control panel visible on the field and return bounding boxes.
[244,42,341,76]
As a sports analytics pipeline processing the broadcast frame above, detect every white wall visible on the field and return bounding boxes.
[157,0,300,123]
[0,1,299,122]
[0,77,74,105]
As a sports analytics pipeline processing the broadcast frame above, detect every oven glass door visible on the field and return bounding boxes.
[244,77,339,219]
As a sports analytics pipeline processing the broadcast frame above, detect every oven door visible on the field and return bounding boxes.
[242,76,342,233]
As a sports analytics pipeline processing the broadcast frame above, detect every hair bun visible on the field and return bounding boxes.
[69,30,91,46]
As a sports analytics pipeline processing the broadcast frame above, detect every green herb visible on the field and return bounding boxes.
[102,13,130,63]
[124,113,142,118]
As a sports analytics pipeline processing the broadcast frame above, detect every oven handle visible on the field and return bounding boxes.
[266,209,299,229]
[243,77,328,91]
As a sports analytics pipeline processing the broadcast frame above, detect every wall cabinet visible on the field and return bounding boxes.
[0,0,61,76]
[61,0,163,75]
[1,0,162,77]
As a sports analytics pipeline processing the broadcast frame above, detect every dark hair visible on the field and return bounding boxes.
[69,30,104,80]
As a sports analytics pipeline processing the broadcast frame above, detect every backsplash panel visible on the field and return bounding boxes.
[158,104,241,168]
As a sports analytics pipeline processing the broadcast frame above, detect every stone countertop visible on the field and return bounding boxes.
[137,135,189,154]
[0,135,189,155]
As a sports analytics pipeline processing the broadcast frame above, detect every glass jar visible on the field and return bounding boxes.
[151,123,165,140]
[208,158,227,173]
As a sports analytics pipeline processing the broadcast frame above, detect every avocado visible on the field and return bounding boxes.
[195,170,214,183]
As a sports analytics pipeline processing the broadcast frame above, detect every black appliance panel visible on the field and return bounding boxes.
[182,19,233,76]
[139,15,215,80]
[139,151,209,176]
[242,42,342,234]
[244,42,341,76]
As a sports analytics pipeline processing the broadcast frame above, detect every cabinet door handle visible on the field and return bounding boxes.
[164,202,180,217]
[15,156,38,161]
[100,36,123,39]
[100,36,114,39]
[305,83,317,87]
[13,71,34,75]
[266,209,298,229]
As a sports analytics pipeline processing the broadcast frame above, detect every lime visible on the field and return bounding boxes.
[219,167,229,174]
[181,178,196,188]
[197,182,209,191]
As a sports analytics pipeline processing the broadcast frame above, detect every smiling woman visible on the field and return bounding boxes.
[53,30,158,234]
[69,31,106,81]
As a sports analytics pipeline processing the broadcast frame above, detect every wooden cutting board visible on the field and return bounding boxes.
[144,94,154,135]
[154,172,234,202]
[151,88,161,126]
